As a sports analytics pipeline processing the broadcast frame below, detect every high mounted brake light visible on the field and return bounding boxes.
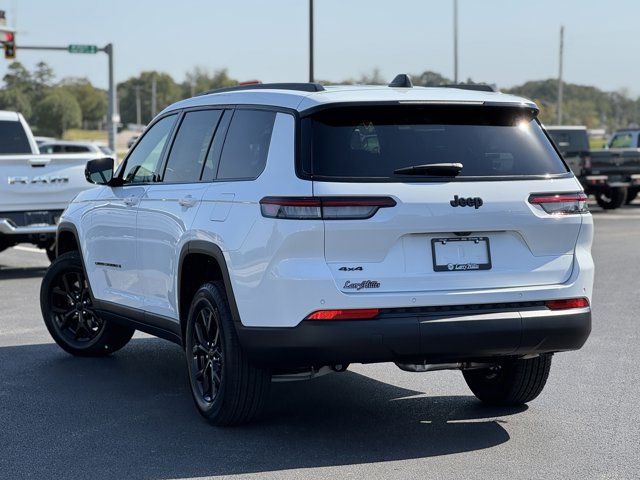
[528,192,588,215]
[260,197,396,220]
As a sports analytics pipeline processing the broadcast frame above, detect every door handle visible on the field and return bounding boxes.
[123,196,139,207]
[179,195,197,208]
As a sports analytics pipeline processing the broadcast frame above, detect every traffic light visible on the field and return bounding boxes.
[3,31,15,59]
[0,30,15,59]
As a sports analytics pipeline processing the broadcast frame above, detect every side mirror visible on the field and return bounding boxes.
[85,157,115,185]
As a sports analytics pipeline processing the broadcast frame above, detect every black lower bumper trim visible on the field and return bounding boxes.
[237,309,591,367]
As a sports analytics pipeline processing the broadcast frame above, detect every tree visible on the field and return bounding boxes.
[182,67,237,97]
[117,71,182,125]
[33,89,82,136]
[411,71,452,87]
[0,88,32,118]
[59,78,108,126]
[3,62,33,95]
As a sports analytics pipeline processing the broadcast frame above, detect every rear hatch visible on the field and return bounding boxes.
[305,104,586,293]
[0,154,96,212]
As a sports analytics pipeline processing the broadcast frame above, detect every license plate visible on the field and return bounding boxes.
[431,237,492,272]
[25,211,54,226]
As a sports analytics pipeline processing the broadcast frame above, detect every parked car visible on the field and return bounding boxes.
[0,111,97,261]
[34,136,57,146]
[545,125,640,208]
[39,140,113,157]
[41,78,593,425]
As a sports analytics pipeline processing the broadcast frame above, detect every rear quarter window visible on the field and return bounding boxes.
[217,109,276,181]
[305,106,568,181]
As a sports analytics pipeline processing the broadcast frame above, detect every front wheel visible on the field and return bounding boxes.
[40,251,134,356]
[595,187,627,209]
[185,282,271,426]
[463,354,552,406]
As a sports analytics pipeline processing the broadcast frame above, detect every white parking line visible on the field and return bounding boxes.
[13,246,46,254]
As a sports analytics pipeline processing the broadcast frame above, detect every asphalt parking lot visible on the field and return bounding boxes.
[1,205,639,480]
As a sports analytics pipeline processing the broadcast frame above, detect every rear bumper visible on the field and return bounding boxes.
[237,307,591,367]
[0,210,63,236]
[0,219,57,235]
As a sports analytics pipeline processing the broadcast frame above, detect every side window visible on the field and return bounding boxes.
[163,109,222,183]
[121,114,177,184]
[610,133,632,149]
[217,109,276,180]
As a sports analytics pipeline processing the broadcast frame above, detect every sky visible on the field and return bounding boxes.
[1,0,639,95]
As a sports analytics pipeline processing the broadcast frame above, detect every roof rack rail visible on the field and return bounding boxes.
[199,82,325,96]
[441,83,497,93]
[388,74,413,88]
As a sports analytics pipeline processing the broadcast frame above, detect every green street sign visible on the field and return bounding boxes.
[68,44,98,54]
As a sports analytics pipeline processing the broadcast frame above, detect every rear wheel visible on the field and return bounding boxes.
[626,187,639,204]
[185,282,271,426]
[463,354,552,406]
[40,251,134,356]
[595,187,627,209]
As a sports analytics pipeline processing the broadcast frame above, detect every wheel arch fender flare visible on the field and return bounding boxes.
[177,240,243,332]
[55,222,97,302]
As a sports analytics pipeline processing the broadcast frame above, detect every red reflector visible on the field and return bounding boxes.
[306,308,380,320]
[529,193,587,204]
[545,298,589,310]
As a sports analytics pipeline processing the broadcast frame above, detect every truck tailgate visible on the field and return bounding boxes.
[0,154,96,212]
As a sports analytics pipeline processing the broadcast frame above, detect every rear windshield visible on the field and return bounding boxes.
[547,129,589,154]
[0,120,32,154]
[305,106,568,181]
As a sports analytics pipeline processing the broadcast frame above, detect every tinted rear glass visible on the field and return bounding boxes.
[0,120,32,154]
[547,129,589,154]
[307,106,567,181]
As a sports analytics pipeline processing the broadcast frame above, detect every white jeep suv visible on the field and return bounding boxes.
[40,77,594,426]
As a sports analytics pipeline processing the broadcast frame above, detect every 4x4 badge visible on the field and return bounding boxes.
[450,195,483,209]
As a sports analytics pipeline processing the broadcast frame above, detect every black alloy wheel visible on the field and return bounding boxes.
[189,301,223,405]
[49,266,104,347]
[40,251,135,356]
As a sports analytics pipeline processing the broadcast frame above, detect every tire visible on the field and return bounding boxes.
[40,251,135,357]
[463,354,552,406]
[595,187,627,209]
[626,187,639,204]
[185,281,271,426]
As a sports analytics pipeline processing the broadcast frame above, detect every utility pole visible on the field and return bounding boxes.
[453,0,458,83]
[135,85,141,126]
[151,74,157,118]
[309,0,314,82]
[557,26,564,125]
[105,43,116,155]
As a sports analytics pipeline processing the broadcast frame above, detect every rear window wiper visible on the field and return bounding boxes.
[393,162,463,177]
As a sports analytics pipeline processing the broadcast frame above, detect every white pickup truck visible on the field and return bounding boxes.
[0,110,96,261]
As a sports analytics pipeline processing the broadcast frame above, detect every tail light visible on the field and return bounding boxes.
[306,308,380,320]
[260,197,396,220]
[528,192,588,215]
[545,298,589,310]
[581,154,592,170]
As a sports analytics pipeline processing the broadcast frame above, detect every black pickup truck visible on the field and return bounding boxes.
[545,126,640,209]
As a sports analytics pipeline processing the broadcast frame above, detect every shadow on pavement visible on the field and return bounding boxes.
[0,338,525,479]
